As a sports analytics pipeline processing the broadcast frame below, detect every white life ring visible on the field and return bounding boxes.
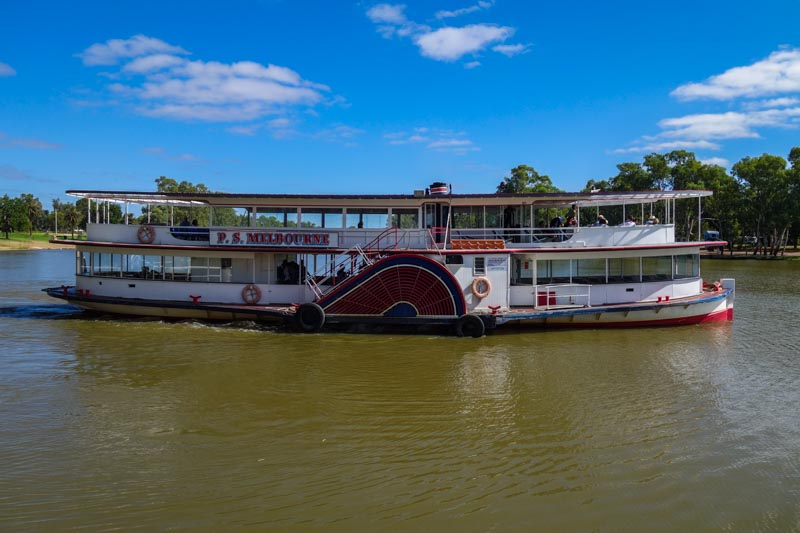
[241,284,262,305]
[137,225,156,244]
[471,276,491,299]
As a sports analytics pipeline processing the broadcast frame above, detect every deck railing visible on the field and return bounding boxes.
[534,284,592,309]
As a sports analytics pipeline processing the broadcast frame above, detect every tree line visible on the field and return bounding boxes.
[497,147,800,256]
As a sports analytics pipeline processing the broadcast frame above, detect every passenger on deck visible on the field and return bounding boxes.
[619,216,636,227]
[278,259,289,284]
[550,216,563,228]
[646,215,659,225]
[565,215,577,227]
[286,260,300,284]
[191,219,198,226]
[179,217,191,226]
[336,265,348,283]
[592,215,608,226]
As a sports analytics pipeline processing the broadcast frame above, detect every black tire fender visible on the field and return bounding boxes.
[454,314,485,338]
[295,303,326,333]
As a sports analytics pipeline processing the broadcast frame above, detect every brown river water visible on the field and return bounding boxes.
[1,250,799,530]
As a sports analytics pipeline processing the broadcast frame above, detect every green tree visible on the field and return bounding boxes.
[497,165,561,193]
[61,203,81,238]
[20,193,42,236]
[732,153,792,256]
[0,194,17,239]
[143,176,222,226]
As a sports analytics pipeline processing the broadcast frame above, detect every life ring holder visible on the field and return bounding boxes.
[471,276,491,299]
[241,284,262,305]
[137,225,156,244]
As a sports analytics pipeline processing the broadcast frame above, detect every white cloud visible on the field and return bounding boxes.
[464,61,482,69]
[366,4,524,64]
[143,146,203,162]
[657,108,800,140]
[0,164,30,181]
[0,62,16,77]
[415,24,514,61]
[613,140,722,154]
[700,157,730,168]
[385,127,478,153]
[314,125,364,146]
[671,48,800,101]
[0,132,62,150]
[79,35,333,124]
[435,1,493,20]
[617,48,800,155]
[492,43,530,57]
[123,53,185,73]
[743,97,800,110]
[78,34,189,66]
[366,3,409,25]
[226,124,262,136]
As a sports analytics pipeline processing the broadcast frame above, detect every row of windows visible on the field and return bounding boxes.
[511,254,699,285]
[78,252,238,283]
[251,208,419,229]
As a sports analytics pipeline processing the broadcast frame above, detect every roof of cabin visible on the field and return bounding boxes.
[66,189,713,209]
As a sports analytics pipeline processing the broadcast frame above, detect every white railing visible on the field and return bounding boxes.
[534,284,592,309]
[86,223,677,250]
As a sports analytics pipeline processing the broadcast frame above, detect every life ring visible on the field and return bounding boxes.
[454,314,485,338]
[241,284,262,305]
[471,276,491,299]
[137,225,156,244]
[295,303,325,333]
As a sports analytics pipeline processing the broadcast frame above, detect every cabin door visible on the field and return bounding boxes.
[424,202,450,243]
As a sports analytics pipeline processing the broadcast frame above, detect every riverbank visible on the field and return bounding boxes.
[702,248,800,260]
[0,235,73,251]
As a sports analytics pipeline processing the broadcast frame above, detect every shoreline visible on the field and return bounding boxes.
[0,239,73,251]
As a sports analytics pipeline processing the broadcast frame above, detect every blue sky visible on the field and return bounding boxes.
[2,0,800,207]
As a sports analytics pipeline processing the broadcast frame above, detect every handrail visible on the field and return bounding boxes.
[534,283,591,309]
[305,226,401,301]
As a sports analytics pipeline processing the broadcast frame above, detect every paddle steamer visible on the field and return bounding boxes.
[45,184,735,336]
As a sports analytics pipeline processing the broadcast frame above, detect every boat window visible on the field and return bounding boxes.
[484,206,503,228]
[190,257,222,282]
[256,208,296,228]
[143,255,163,280]
[573,258,606,284]
[391,209,419,229]
[211,207,250,227]
[674,254,700,279]
[91,252,122,277]
[77,251,88,275]
[346,208,389,229]
[642,256,672,282]
[608,257,640,283]
[511,256,534,285]
[445,254,464,265]
[452,206,482,229]
[537,259,570,284]
[473,257,486,275]
[300,208,344,228]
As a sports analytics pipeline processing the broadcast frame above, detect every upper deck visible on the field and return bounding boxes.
[66,187,713,252]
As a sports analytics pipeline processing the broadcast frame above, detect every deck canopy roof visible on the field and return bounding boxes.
[66,189,713,209]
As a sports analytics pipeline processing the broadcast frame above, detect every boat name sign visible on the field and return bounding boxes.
[212,230,339,248]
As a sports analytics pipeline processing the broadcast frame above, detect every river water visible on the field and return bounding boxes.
[1,250,799,530]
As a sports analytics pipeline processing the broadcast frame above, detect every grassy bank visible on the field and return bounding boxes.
[0,232,73,251]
